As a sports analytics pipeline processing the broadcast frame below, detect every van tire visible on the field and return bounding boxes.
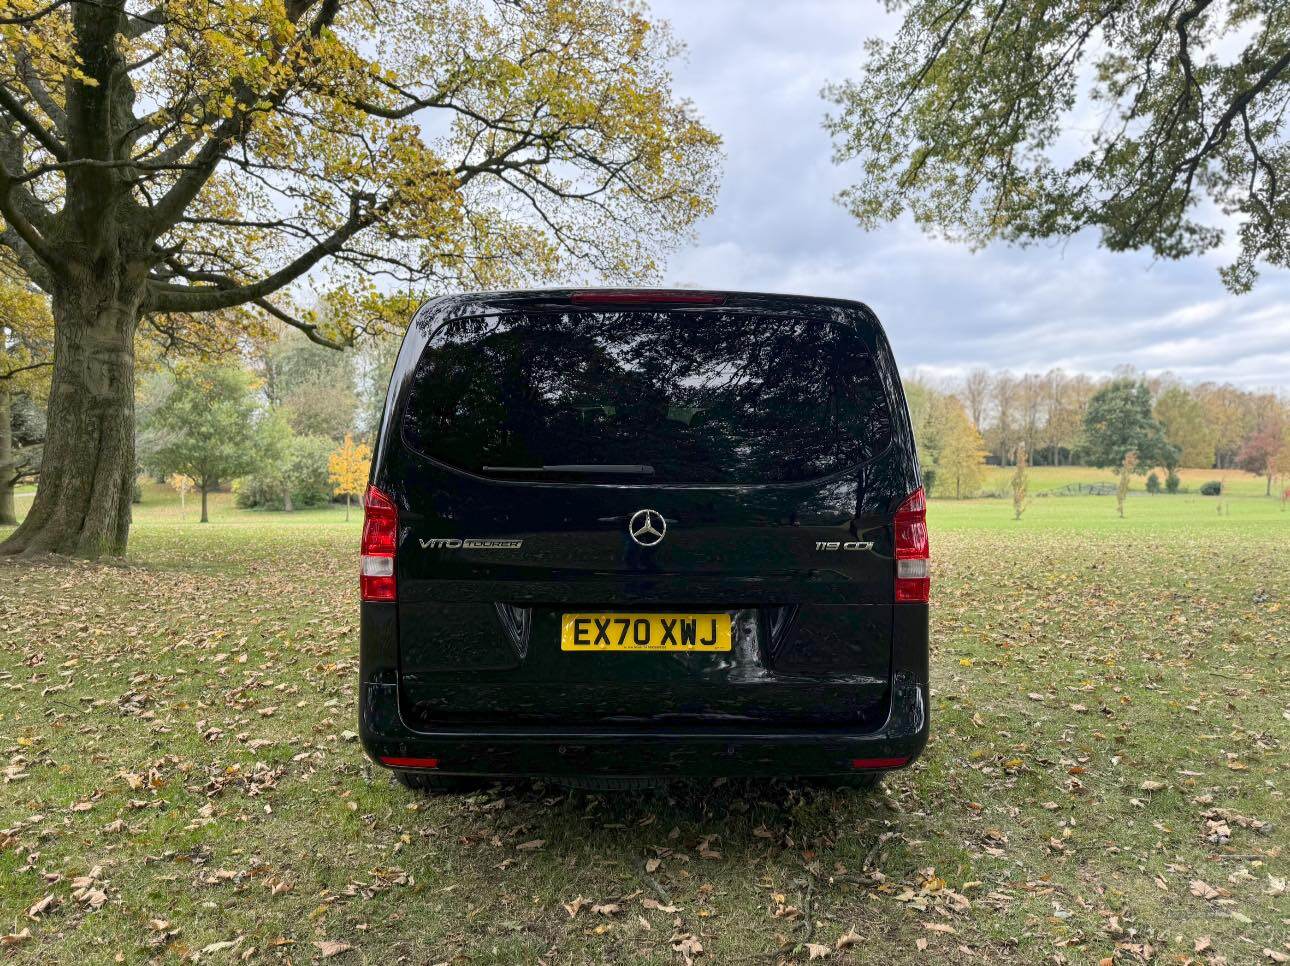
[393,770,487,794]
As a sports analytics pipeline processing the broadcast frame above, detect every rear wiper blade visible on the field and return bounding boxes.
[482,463,656,475]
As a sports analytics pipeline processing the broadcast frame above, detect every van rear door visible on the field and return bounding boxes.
[382,296,916,729]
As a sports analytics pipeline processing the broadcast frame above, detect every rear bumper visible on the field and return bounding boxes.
[358,670,927,779]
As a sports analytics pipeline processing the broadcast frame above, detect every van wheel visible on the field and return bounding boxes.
[393,770,487,794]
[816,772,883,792]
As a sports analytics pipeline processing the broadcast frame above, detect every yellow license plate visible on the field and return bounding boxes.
[561,613,732,652]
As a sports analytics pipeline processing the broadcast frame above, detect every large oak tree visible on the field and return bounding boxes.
[826,1,1287,291]
[0,0,720,557]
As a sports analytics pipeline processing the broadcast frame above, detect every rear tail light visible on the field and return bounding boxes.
[361,484,398,602]
[894,487,930,603]
[380,755,439,769]
[570,290,726,307]
[851,756,910,770]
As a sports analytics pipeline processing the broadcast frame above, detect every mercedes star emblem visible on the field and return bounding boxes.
[628,508,667,547]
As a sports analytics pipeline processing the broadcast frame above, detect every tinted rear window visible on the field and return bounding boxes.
[401,309,893,484]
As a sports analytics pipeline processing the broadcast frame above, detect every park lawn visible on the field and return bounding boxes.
[1,497,1287,964]
[971,465,1274,499]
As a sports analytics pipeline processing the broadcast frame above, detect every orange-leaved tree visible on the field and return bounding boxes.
[327,433,370,521]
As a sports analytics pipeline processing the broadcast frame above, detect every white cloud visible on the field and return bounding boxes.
[648,0,1290,390]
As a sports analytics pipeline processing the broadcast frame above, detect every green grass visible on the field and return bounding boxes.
[972,465,1276,498]
[1,489,1286,963]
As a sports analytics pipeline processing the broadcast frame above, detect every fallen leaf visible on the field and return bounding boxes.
[27,895,56,919]
[641,897,680,913]
[1189,879,1219,901]
[1186,877,1217,902]
[1,928,32,947]
[314,940,353,958]
[199,938,242,955]
[835,929,862,950]
[563,896,589,918]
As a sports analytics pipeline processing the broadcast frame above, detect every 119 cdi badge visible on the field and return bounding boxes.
[358,289,929,791]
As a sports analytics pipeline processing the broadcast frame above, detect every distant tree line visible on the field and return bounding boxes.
[905,369,1289,497]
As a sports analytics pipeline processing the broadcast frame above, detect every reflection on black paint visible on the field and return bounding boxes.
[402,310,893,484]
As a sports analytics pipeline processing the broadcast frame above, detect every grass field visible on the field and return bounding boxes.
[1,477,1287,963]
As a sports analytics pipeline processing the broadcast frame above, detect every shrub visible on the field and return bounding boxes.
[236,435,334,510]
[1200,480,1222,496]
[1145,472,1160,494]
[1165,469,1180,493]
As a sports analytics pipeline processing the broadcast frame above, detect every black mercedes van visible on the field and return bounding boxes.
[359,289,929,791]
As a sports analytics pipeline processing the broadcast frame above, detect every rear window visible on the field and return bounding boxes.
[401,308,893,484]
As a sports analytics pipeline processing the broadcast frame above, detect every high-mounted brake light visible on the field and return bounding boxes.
[361,484,398,602]
[570,290,726,307]
[894,487,930,603]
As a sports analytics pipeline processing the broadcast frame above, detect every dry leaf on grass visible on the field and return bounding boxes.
[1,928,32,947]
[1189,879,1220,901]
[27,895,56,919]
[563,897,589,918]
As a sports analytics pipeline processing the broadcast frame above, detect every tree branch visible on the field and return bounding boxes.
[251,297,345,349]
[0,359,53,381]
[0,0,71,25]
[143,0,340,235]
[0,170,59,268]
[14,47,68,136]
[0,226,55,292]
[0,85,68,162]
[125,2,166,38]
[146,195,380,313]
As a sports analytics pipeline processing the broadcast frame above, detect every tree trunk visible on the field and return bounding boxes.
[284,484,294,513]
[0,275,140,557]
[200,483,209,523]
[345,491,350,521]
[0,384,16,527]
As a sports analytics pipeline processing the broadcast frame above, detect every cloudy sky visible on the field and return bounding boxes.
[646,0,1289,391]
